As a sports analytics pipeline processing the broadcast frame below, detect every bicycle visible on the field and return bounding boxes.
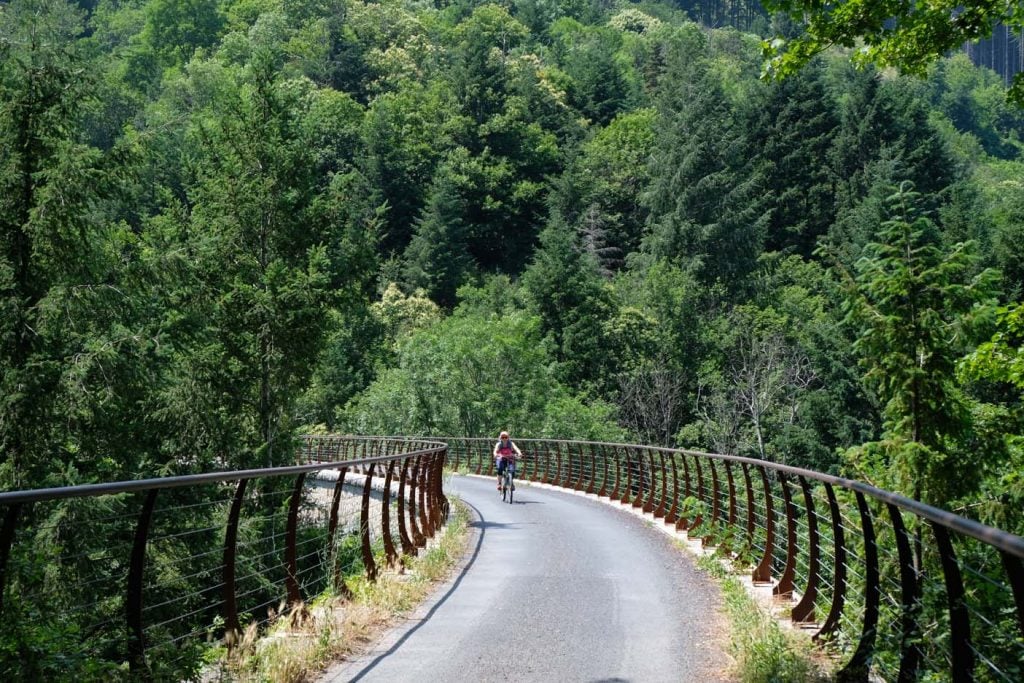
[500,459,517,504]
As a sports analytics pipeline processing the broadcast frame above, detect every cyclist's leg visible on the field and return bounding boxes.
[496,458,505,490]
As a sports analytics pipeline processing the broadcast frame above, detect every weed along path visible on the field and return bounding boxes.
[320,474,733,682]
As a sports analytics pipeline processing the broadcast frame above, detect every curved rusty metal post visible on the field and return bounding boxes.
[360,463,378,583]
[381,460,398,567]
[815,482,846,643]
[329,466,354,595]
[791,476,819,624]
[474,440,483,475]
[665,452,680,525]
[888,503,921,682]
[429,453,443,531]
[654,450,668,518]
[127,490,158,676]
[742,463,755,555]
[692,456,706,539]
[553,442,564,488]
[586,444,597,495]
[608,446,621,500]
[724,461,737,527]
[223,479,248,646]
[1002,552,1024,639]
[417,458,431,538]
[709,459,721,528]
[620,447,633,504]
[640,449,655,512]
[437,448,451,522]
[396,460,416,557]
[542,443,552,485]
[932,523,974,681]
[285,473,307,608]
[838,491,880,679]
[576,442,587,491]
[774,473,797,599]
[629,447,643,508]
[409,458,426,547]
[677,455,693,532]
[598,445,609,498]
[752,467,775,584]
[0,503,21,616]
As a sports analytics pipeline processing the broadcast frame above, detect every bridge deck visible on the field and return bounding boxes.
[322,475,732,682]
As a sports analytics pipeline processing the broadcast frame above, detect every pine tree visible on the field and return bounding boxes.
[750,61,839,256]
[842,182,998,504]
[642,62,769,295]
[403,162,475,307]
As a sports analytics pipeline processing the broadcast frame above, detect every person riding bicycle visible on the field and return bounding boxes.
[494,431,522,491]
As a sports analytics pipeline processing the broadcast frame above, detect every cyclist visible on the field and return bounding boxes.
[494,431,522,491]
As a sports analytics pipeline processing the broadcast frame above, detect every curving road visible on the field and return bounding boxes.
[321,475,733,682]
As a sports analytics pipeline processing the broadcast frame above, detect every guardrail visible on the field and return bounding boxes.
[3,435,1022,681]
[0,437,448,680]
[429,437,1023,683]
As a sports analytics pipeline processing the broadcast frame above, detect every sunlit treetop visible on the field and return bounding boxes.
[762,0,1024,106]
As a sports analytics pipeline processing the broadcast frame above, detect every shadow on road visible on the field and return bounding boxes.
[346,499,486,682]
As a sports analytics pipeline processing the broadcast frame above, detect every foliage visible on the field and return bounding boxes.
[839,183,998,504]
[697,556,828,682]
[1,0,1023,675]
[339,307,625,441]
[762,0,1024,106]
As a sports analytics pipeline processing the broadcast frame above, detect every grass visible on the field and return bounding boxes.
[217,499,470,683]
[696,555,831,683]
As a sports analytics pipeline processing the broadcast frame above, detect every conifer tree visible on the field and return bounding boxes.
[842,182,997,504]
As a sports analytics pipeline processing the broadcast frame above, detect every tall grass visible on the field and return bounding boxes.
[218,500,470,682]
[697,555,831,683]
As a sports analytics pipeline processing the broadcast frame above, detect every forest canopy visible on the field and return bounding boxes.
[1,0,1022,522]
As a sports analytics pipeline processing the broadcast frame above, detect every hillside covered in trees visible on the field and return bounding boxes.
[3,0,1024,531]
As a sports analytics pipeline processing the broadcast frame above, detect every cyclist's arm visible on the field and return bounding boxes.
[493,441,501,458]
[511,441,522,457]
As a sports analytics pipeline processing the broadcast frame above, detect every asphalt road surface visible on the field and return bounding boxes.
[321,474,733,682]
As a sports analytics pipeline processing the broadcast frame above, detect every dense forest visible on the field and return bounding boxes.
[3,0,1024,526]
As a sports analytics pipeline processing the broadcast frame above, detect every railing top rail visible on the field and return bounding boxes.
[0,441,446,506]
[413,435,1024,559]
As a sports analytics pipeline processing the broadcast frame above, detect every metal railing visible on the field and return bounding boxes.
[3,434,1022,681]
[0,437,448,680]
[434,437,1024,683]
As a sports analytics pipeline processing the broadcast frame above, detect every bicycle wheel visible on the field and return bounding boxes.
[501,473,508,502]
[507,472,514,504]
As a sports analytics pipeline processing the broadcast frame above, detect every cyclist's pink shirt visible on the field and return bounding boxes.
[495,441,517,461]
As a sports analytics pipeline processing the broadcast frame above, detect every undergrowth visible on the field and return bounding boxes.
[697,555,830,683]
[216,499,470,682]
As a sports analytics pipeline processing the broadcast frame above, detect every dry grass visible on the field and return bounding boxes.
[213,500,470,683]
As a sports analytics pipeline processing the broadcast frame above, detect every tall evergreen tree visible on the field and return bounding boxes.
[750,61,839,256]
[842,182,997,504]
[642,61,769,294]
[403,159,475,307]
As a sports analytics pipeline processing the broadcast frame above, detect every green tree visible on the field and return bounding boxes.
[151,43,372,468]
[642,58,769,294]
[403,158,475,307]
[749,60,838,256]
[340,308,625,440]
[840,182,998,504]
[0,0,125,487]
[763,0,1024,106]
[522,214,617,392]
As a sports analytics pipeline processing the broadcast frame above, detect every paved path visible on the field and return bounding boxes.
[321,475,733,682]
